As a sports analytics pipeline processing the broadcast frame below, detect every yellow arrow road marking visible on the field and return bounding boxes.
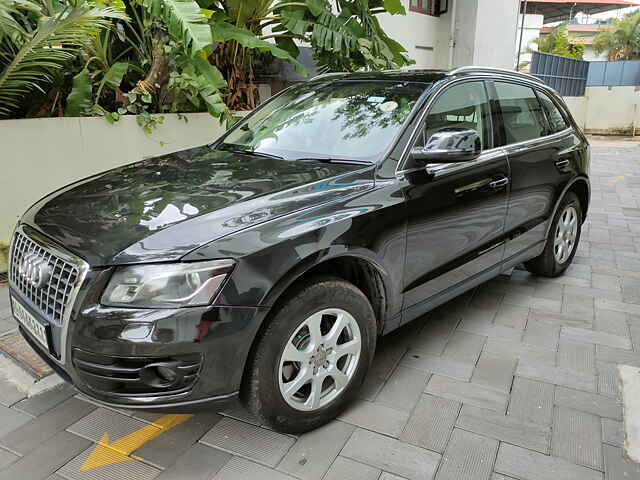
[80,414,193,471]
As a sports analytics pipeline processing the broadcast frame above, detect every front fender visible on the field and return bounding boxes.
[187,180,408,322]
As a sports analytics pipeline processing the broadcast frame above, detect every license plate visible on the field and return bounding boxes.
[11,297,49,349]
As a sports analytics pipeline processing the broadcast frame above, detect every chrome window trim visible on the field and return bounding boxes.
[417,128,571,179]
[421,147,508,179]
[499,127,573,152]
[8,224,89,364]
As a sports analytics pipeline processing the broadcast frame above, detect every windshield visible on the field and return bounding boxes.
[220,80,427,162]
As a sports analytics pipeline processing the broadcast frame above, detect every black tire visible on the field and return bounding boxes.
[243,275,376,433]
[525,191,582,277]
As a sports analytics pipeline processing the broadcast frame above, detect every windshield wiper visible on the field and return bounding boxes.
[294,157,373,165]
[217,145,285,161]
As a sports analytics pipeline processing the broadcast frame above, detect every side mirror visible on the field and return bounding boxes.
[409,128,481,165]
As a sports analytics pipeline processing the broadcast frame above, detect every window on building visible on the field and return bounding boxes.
[410,0,437,16]
[495,82,549,145]
[416,81,492,150]
[537,91,569,134]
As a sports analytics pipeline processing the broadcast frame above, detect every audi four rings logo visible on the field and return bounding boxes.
[18,253,51,288]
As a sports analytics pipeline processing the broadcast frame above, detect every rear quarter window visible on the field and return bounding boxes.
[537,91,569,133]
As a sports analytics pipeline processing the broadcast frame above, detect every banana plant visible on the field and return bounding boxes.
[0,0,126,117]
[65,0,231,126]
[206,0,412,110]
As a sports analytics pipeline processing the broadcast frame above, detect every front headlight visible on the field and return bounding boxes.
[102,259,235,308]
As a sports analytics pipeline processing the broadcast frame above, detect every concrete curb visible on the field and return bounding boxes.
[618,365,640,463]
[0,353,64,397]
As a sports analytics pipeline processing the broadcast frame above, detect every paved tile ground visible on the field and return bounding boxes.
[1,143,640,479]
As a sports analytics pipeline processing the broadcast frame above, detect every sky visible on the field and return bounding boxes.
[574,5,640,23]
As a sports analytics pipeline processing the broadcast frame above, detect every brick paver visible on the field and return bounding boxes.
[0,143,640,479]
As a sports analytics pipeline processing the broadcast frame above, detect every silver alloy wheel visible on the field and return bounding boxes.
[554,205,578,264]
[278,308,362,411]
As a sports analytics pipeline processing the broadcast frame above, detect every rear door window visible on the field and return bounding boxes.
[495,82,548,145]
[537,91,569,133]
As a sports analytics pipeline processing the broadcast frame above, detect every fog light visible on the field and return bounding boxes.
[139,361,183,388]
[156,365,178,384]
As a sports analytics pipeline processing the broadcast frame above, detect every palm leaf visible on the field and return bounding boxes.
[0,4,126,117]
[0,0,38,45]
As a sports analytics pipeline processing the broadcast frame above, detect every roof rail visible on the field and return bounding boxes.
[309,71,348,81]
[449,66,544,84]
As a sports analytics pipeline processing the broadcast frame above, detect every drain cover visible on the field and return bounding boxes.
[0,331,52,378]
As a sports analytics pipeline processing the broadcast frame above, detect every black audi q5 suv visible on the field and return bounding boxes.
[8,67,589,433]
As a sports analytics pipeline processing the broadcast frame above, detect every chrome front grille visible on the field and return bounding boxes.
[9,229,81,324]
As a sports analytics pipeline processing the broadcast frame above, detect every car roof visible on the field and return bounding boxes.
[311,67,545,87]
[309,69,448,84]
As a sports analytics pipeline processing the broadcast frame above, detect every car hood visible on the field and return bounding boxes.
[22,146,375,266]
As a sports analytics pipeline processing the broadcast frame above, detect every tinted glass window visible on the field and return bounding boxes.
[538,91,568,133]
[495,82,548,145]
[417,81,492,149]
[221,80,426,162]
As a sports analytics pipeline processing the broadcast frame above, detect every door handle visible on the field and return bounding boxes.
[555,158,570,170]
[489,177,509,189]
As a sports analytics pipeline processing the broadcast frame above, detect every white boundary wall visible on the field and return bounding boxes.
[564,86,640,135]
[0,113,228,243]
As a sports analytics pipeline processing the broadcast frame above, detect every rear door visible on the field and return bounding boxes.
[401,80,510,321]
[491,80,579,267]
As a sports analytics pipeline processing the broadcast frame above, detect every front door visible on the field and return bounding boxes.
[401,80,510,321]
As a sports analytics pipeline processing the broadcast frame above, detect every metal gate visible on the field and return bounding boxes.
[530,51,589,96]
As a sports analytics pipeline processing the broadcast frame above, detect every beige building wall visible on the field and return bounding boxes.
[379,3,451,68]
[377,0,520,70]
[581,86,640,135]
[564,87,640,135]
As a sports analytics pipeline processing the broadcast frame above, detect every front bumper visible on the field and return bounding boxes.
[11,283,268,411]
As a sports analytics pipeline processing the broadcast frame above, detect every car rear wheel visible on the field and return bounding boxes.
[524,191,582,277]
[243,276,376,433]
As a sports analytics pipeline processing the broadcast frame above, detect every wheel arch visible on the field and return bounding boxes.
[262,251,391,334]
[545,176,590,237]
[238,250,391,399]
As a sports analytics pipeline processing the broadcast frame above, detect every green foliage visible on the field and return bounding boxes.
[593,11,640,60]
[535,24,584,60]
[65,69,93,115]
[210,20,306,75]
[145,0,211,54]
[210,0,412,109]
[383,0,405,15]
[275,0,412,73]
[0,1,127,117]
[0,0,412,122]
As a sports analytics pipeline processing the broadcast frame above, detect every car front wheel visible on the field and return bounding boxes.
[243,276,376,433]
